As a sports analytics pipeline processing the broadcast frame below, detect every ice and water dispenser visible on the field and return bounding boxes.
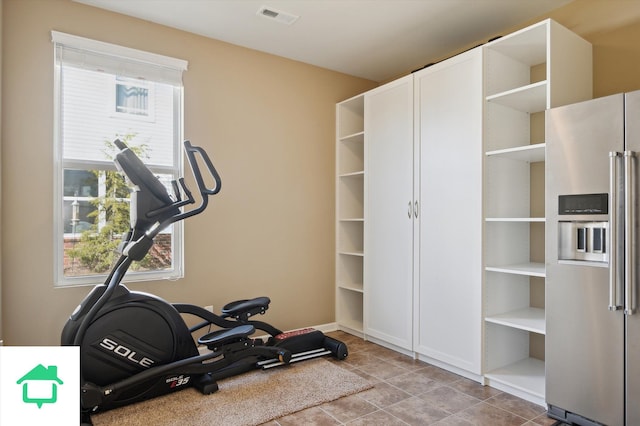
[557,194,609,264]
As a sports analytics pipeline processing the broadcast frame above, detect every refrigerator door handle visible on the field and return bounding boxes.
[625,150,636,315]
[609,151,623,311]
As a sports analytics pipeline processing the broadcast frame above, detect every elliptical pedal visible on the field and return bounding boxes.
[258,348,333,369]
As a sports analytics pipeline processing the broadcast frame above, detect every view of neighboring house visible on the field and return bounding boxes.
[62,67,175,234]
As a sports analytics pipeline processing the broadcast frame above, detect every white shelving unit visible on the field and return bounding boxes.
[336,94,365,335]
[335,18,592,407]
[485,81,547,112]
[482,19,592,405]
[485,143,545,163]
[485,263,546,277]
[485,307,546,334]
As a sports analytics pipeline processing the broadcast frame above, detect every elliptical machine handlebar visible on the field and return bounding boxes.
[184,140,221,197]
[113,139,221,243]
[174,140,222,222]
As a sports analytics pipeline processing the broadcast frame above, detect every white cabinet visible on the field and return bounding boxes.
[337,47,483,378]
[482,19,592,405]
[413,48,483,376]
[336,18,592,404]
[362,50,484,370]
[363,75,414,350]
[336,94,365,335]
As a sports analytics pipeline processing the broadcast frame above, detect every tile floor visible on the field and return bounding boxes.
[265,331,562,426]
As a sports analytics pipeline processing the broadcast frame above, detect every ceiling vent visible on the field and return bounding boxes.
[257,6,299,25]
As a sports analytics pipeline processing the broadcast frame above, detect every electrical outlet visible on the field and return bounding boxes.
[204,305,213,313]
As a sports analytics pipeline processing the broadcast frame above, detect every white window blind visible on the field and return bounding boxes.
[52,31,187,167]
[52,31,187,86]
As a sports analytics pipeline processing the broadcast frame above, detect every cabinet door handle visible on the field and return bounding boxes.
[408,201,412,219]
[414,201,419,218]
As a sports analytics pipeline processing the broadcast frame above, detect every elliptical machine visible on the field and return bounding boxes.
[62,140,347,424]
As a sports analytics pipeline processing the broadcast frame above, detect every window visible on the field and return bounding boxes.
[52,31,188,286]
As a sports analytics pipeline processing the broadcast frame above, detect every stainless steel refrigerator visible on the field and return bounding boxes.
[546,91,640,426]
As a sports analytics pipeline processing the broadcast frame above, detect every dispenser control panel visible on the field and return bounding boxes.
[558,193,608,215]
[558,221,608,263]
[557,193,609,263]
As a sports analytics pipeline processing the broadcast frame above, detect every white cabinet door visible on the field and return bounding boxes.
[364,75,414,350]
[414,49,483,374]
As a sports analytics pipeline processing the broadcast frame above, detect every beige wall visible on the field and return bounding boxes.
[3,0,640,346]
[1,0,376,345]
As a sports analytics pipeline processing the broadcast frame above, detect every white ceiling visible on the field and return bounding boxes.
[74,0,572,82]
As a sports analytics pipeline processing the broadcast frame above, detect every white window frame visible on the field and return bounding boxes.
[52,31,188,287]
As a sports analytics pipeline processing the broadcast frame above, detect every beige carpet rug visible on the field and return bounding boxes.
[91,358,371,426]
